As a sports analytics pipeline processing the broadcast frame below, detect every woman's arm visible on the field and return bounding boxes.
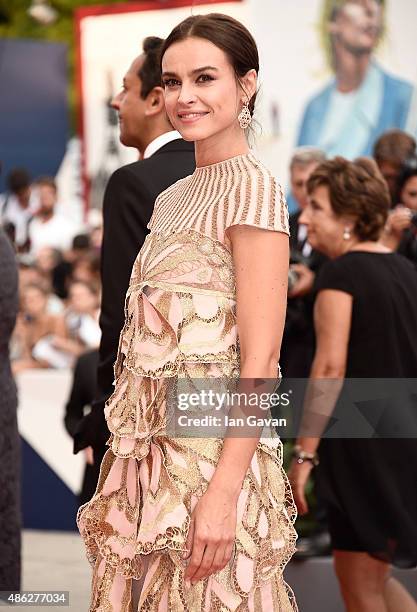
[50,316,85,356]
[12,357,48,374]
[183,225,289,586]
[208,225,289,494]
[289,289,352,514]
[50,335,85,357]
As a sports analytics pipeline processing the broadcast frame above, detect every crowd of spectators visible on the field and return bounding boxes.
[0,171,102,374]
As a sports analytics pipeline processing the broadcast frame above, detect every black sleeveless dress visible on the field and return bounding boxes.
[314,251,417,568]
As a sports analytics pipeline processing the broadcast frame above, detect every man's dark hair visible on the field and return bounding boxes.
[373,129,416,165]
[138,36,164,99]
[7,168,31,194]
[72,233,91,251]
[396,155,417,203]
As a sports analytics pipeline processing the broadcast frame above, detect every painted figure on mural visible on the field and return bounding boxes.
[297,0,416,158]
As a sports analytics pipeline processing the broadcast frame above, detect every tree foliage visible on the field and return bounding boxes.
[0,0,135,132]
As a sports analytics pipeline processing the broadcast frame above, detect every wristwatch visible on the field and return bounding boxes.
[292,444,319,467]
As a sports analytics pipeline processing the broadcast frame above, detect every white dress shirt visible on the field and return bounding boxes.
[297,222,312,257]
[143,130,182,159]
[0,191,39,247]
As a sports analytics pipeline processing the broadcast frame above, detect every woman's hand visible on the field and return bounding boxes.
[288,459,313,515]
[183,487,237,587]
[84,446,94,466]
[389,205,413,235]
[50,335,83,356]
[384,206,413,245]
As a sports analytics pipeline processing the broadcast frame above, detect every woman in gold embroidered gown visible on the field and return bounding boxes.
[78,13,298,611]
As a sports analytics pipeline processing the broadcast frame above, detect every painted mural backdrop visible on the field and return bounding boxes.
[77,0,417,207]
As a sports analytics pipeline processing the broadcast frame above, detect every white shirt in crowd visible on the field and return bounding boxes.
[297,223,312,257]
[0,191,39,247]
[29,214,78,255]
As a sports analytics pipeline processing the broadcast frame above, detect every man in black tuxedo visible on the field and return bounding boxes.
[73,37,195,463]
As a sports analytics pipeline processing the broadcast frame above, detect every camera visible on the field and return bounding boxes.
[411,212,417,228]
[288,249,310,293]
[288,267,300,292]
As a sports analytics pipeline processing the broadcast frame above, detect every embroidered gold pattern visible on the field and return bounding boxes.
[77,152,297,611]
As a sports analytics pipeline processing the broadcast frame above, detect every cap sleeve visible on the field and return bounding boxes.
[314,257,355,296]
[224,171,290,239]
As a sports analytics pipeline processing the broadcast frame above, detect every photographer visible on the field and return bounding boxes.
[281,147,327,378]
[381,156,417,264]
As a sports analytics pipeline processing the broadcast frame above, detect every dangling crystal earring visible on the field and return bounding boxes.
[238,101,252,130]
[343,227,351,240]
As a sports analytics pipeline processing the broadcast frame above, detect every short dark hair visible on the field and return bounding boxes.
[373,129,416,165]
[72,233,91,251]
[7,168,31,194]
[397,156,417,203]
[138,36,164,99]
[307,156,390,241]
[160,13,259,116]
[36,176,57,192]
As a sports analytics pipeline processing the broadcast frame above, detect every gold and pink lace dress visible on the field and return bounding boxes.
[77,152,298,611]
